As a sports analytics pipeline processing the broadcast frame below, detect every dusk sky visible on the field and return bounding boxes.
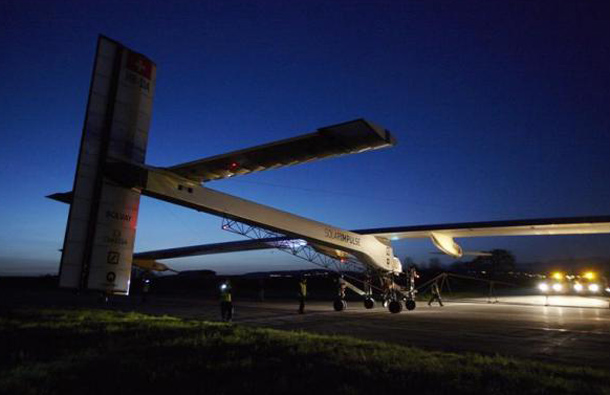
[1,0,609,275]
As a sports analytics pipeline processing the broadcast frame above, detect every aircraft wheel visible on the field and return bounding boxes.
[388,300,403,314]
[364,298,375,309]
[333,298,347,311]
[405,299,416,311]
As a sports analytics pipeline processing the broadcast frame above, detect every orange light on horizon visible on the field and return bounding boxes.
[551,272,564,281]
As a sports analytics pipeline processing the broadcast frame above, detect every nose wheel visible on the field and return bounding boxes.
[388,300,403,314]
[333,298,347,311]
[363,297,375,309]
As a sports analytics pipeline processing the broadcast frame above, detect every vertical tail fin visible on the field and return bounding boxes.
[59,36,156,295]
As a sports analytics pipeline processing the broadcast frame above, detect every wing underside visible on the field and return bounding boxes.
[354,216,610,239]
[164,119,396,183]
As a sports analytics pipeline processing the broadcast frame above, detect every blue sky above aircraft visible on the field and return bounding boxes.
[1,0,609,275]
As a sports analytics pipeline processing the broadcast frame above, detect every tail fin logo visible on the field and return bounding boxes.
[126,52,153,80]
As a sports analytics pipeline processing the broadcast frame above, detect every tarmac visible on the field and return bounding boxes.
[3,289,610,370]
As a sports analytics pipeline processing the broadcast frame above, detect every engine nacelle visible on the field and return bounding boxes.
[429,232,463,258]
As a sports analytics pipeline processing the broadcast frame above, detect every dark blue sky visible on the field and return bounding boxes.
[1,0,609,275]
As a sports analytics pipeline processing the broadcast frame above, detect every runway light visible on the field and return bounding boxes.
[573,283,583,292]
[588,284,600,293]
[551,272,564,281]
[552,283,563,292]
[538,283,549,292]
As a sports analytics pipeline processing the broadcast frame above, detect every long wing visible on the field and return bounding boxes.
[354,216,610,239]
[133,216,610,261]
[165,119,396,183]
[356,216,610,258]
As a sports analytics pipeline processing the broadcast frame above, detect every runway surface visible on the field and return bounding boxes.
[3,290,610,370]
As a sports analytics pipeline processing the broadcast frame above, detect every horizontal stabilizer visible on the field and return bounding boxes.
[47,192,73,204]
[165,119,396,183]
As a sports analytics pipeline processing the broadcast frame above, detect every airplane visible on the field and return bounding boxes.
[48,36,610,313]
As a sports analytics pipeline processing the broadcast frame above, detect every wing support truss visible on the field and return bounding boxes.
[220,217,364,272]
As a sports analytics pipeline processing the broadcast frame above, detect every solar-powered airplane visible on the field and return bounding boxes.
[49,36,610,313]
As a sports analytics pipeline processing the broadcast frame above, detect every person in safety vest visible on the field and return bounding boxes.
[428,281,444,306]
[338,276,347,299]
[408,265,419,294]
[219,280,233,322]
[298,277,307,314]
[141,276,151,303]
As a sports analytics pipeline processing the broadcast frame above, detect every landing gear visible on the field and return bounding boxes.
[333,298,347,311]
[388,300,403,314]
[328,273,414,313]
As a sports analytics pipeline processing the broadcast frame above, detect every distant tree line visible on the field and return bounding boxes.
[405,249,517,277]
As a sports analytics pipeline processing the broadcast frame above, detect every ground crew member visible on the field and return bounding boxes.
[258,278,265,302]
[141,276,151,303]
[338,277,347,299]
[428,282,444,306]
[381,276,393,307]
[298,277,307,314]
[363,273,372,297]
[219,280,233,322]
[407,265,419,294]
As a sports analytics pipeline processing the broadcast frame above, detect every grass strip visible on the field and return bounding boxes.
[0,308,608,395]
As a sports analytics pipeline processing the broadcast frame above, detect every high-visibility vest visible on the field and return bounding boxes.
[299,282,307,297]
[221,289,232,302]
